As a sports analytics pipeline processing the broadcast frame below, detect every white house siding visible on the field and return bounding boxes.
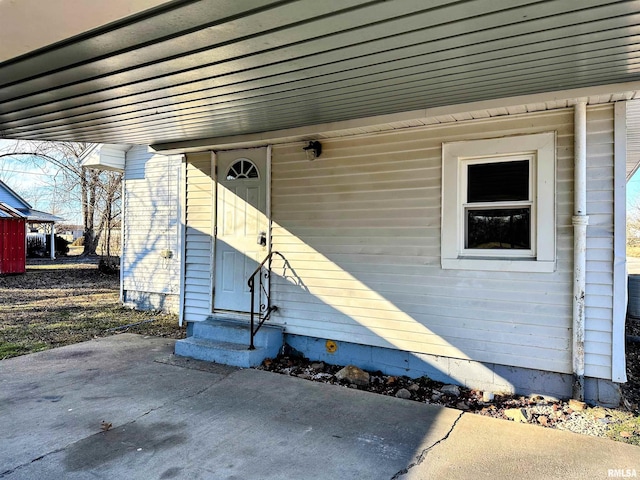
[122,146,181,313]
[268,107,615,380]
[183,152,213,322]
[585,105,615,380]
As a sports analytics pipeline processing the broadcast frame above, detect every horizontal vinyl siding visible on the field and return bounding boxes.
[0,187,28,209]
[271,110,578,375]
[183,152,212,322]
[123,146,180,296]
[585,105,614,379]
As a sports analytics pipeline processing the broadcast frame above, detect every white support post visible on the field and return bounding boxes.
[119,179,125,304]
[612,101,628,383]
[50,224,56,260]
[572,101,589,400]
[178,155,187,327]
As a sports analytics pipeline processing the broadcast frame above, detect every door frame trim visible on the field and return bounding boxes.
[211,146,271,314]
[210,149,217,315]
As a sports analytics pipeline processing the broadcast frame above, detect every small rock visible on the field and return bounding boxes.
[530,405,553,416]
[431,392,442,401]
[482,391,494,403]
[504,408,529,423]
[395,388,411,399]
[310,362,325,371]
[538,415,549,426]
[568,399,587,411]
[386,376,397,385]
[335,365,370,386]
[441,385,461,397]
[408,383,420,392]
[263,358,273,368]
[456,401,470,411]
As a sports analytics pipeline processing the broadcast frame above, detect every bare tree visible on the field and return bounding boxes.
[0,140,122,257]
[0,161,17,184]
[629,200,640,249]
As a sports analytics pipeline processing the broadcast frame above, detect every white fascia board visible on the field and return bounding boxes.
[81,144,132,171]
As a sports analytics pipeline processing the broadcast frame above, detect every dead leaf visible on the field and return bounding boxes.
[100,421,112,432]
[620,431,631,438]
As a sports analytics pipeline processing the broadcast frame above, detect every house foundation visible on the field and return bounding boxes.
[123,290,179,315]
[284,334,622,407]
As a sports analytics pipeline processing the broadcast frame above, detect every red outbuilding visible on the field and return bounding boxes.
[0,203,26,275]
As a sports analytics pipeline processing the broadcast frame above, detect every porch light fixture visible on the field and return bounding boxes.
[303,140,322,160]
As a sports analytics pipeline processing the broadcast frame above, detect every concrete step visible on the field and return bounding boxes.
[174,337,279,368]
[192,317,283,349]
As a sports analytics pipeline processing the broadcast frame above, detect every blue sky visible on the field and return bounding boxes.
[0,139,82,224]
[629,171,640,209]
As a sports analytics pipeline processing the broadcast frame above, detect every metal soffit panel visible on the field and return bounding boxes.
[1,0,640,146]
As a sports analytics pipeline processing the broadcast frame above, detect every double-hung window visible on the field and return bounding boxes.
[441,132,556,272]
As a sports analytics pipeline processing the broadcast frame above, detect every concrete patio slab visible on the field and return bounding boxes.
[0,334,638,479]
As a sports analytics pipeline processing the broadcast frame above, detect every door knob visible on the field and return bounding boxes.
[257,231,267,247]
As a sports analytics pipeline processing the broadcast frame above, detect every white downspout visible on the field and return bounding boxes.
[572,101,589,401]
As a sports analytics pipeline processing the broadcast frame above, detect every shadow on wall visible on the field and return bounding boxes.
[123,153,181,312]
[207,186,519,394]
[186,144,581,401]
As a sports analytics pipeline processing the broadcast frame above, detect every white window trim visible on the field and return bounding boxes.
[441,132,556,273]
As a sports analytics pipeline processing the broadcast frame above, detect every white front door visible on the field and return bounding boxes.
[214,148,268,313]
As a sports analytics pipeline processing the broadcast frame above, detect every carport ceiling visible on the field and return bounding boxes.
[2,0,640,147]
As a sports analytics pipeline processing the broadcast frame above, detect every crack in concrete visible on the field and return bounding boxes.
[390,411,465,480]
[120,379,220,424]
[0,381,219,478]
[0,447,66,478]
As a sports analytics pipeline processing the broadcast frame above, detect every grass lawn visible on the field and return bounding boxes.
[0,257,185,360]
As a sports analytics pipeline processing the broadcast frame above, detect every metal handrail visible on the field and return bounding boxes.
[248,251,284,350]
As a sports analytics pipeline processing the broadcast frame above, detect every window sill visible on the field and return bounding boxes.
[441,257,555,273]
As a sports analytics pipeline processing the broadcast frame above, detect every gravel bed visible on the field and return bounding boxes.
[256,352,640,445]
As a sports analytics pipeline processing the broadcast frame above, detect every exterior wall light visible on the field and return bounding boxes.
[303,140,322,160]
